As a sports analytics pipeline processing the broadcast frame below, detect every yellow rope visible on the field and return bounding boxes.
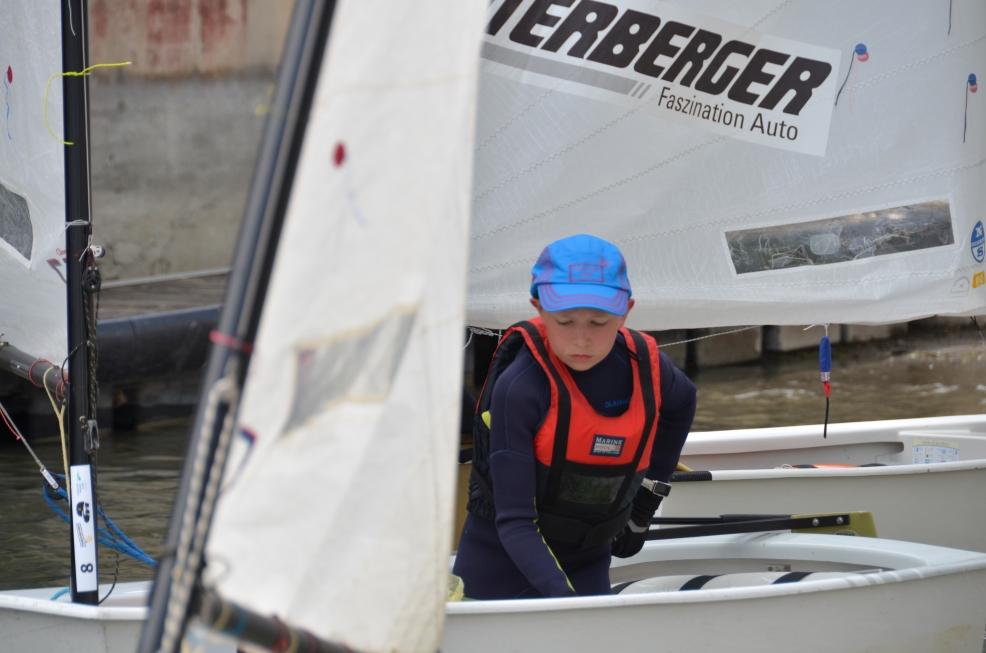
[42,366,68,479]
[43,61,131,145]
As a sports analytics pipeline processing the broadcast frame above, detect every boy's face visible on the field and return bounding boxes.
[531,298,634,371]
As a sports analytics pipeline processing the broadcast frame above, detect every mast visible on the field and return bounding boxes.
[61,0,99,605]
[139,1,336,649]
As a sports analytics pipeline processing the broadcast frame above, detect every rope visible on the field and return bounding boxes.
[159,374,239,653]
[1,399,59,489]
[98,552,121,605]
[834,48,856,106]
[43,61,131,144]
[972,316,986,348]
[83,255,101,427]
[467,326,503,338]
[42,366,69,479]
[49,587,71,601]
[41,474,156,566]
[659,325,761,348]
[465,326,504,349]
[466,324,761,349]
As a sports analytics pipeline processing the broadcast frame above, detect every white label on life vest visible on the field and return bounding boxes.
[912,443,959,464]
[592,434,625,457]
[70,464,98,592]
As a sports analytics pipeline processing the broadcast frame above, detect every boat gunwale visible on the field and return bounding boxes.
[0,593,147,620]
[687,459,986,480]
[0,580,150,620]
[446,533,986,614]
[684,414,986,454]
[679,414,986,475]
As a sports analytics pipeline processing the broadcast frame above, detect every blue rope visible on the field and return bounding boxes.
[41,474,157,567]
[49,587,71,601]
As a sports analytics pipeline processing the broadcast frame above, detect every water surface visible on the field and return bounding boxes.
[1,329,983,591]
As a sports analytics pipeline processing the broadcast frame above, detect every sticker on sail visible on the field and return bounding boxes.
[950,273,971,297]
[912,443,959,464]
[971,220,985,263]
[725,200,954,274]
[481,0,841,155]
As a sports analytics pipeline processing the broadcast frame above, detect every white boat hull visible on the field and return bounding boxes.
[444,533,986,653]
[4,533,985,652]
[0,582,231,653]
[672,415,986,551]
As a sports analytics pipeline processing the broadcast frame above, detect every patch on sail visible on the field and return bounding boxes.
[284,310,417,432]
[726,200,954,274]
[0,182,32,260]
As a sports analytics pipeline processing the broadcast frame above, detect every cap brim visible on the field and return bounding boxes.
[537,283,629,315]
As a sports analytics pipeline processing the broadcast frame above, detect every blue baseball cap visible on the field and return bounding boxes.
[530,234,632,315]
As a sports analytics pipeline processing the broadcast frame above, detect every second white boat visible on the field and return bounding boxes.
[668,414,986,552]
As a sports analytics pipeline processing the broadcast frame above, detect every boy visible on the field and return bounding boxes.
[454,234,696,599]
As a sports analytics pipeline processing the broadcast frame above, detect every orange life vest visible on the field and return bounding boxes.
[469,318,661,549]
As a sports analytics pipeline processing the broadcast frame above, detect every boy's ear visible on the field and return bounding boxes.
[618,298,635,326]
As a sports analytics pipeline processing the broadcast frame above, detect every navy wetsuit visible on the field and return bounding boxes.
[453,335,696,599]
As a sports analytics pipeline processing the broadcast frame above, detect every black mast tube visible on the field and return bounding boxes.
[62,0,99,606]
[139,1,337,650]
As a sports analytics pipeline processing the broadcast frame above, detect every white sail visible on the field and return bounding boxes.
[468,0,986,329]
[0,1,67,362]
[202,1,484,651]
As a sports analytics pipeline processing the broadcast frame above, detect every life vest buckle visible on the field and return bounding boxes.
[641,478,671,497]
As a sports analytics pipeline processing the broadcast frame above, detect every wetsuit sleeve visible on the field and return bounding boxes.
[646,351,697,482]
[488,353,578,597]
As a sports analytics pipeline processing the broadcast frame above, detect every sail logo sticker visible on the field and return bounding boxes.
[482,0,841,155]
[950,274,970,296]
[591,434,625,457]
[971,221,984,263]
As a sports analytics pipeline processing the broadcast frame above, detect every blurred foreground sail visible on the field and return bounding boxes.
[183,1,485,651]
[468,0,986,329]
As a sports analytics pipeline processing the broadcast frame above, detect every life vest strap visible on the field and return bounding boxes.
[511,321,572,503]
[608,329,659,512]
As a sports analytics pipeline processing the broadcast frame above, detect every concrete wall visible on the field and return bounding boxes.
[91,75,272,279]
[87,1,294,280]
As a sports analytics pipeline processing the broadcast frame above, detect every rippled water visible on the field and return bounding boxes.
[688,330,986,430]
[0,419,187,591]
[1,330,984,591]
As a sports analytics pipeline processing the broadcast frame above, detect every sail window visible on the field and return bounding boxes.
[725,200,954,274]
[284,310,417,433]
[0,182,32,260]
